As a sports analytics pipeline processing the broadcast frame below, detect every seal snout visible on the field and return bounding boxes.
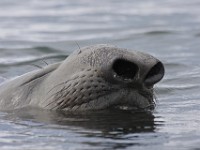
[112,59,139,80]
[144,62,165,87]
[111,57,164,87]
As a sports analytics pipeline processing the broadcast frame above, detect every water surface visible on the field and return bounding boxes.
[0,0,200,149]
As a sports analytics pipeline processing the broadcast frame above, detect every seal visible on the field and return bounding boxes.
[0,44,164,111]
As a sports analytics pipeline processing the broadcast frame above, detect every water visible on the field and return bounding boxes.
[0,0,200,149]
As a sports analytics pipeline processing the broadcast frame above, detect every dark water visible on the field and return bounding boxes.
[0,0,200,149]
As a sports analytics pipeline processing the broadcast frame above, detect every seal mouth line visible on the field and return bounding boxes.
[45,86,119,109]
[44,83,156,111]
[138,103,156,110]
[70,89,122,110]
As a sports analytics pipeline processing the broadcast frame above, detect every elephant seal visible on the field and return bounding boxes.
[0,44,164,111]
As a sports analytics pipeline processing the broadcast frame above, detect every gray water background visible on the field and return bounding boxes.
[0,0,200,149]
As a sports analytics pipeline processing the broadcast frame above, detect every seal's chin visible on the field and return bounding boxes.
[108,89,155,111]
[82,89,156,112]
[107,98,155,112]
[110,103,155,111]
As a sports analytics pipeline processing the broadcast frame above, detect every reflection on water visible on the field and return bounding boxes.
[0,0,200,149]
[2,108,162,149]
[12,108,156,133]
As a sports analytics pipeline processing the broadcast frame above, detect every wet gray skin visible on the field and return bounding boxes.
[0,44,164,111]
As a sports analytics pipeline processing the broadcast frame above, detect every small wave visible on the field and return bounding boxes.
[195,33,200,37]
[144,30,173,35]
[0,76,6,84]
[25,46,60,53]
[0,54,67,67]
[158,84,199,91]
[164,62,187,68]
[0,47,59,54]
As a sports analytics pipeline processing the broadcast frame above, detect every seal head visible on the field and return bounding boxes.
[39,44,164,111]
[0,44,164,111]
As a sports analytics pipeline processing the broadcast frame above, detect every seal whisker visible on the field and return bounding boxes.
[47,75,81,94]
[42,60,49,66]
[47,81,68,94]
[45,86,118,110]
[153,89,158,103]
[75,41,82,54]
[30,64,43,69]
[44,86,69,106]
[44,82,74,104]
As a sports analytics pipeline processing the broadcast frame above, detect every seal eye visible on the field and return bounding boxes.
[112,59,139,80]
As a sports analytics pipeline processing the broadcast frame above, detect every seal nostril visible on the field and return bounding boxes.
[112,59,139,80]
[144,62,164,86]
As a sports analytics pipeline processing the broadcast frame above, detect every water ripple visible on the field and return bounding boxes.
[0,0,200,149]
